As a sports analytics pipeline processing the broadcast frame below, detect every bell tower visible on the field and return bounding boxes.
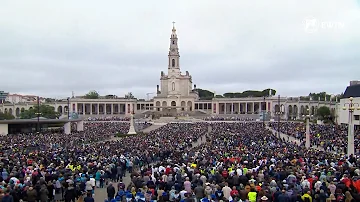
[168,22,180,72]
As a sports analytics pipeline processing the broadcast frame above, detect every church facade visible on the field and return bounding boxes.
[0,24,338,120]
[152,23,198,113]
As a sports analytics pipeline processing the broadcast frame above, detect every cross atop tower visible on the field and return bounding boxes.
[172,21,176,28]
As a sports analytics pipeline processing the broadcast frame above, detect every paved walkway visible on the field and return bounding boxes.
[266,126,324,151]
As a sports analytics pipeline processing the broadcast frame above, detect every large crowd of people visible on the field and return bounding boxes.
[203,117,255,122]
[86,117,130,121]
[269,122,360,155]
[0,117,359,202]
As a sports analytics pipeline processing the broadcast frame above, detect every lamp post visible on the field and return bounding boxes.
[35,96,42,133]
[275,95,281,139]
[67,97,70,119]
[263,96,266,128]
[302,108,313,148]
[342,97,360,156]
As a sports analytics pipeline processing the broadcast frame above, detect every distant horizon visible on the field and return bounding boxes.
[4,88,345,100]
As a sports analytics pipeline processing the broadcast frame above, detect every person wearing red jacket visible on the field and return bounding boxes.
[230,186,239,197]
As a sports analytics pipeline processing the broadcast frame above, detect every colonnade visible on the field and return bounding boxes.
[74,103,133,115]
[205,102,270,114]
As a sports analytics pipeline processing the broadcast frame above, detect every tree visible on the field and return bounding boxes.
[223,88,276,98]
[105,94,117,99]
[316,106,331,120]
[125,92,135,99]
[309,92,336,101]
[84,90,100,99]
[0,112,15,120]
[45,98,55,103]
[20,105,61,119]
[194,88,214,100]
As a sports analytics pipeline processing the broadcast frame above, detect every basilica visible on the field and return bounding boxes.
[0,24,337,120]
[153,23,198,114]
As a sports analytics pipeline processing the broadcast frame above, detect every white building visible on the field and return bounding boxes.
[153,23,198,114]
[0,23,338,119]
[337,82,360,127]
[5,94,45,104]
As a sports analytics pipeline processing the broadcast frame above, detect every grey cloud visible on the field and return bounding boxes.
[0,0,359,98]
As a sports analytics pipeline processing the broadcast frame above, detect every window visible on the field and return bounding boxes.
[172,59,175,67]
[172,40,175,44]
[172,82,175,91]
[355,115,360,120]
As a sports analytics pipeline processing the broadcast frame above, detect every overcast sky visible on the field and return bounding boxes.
[1,0,359,99]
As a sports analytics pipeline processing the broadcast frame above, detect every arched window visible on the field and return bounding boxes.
[172,59,175,67]
[172,40,175,44]
[172,82,175,91]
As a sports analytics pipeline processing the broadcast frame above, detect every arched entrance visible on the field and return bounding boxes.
[288,105,293,120]
[156,101,161,111]
[181,101,186,111]
[274,104,280,112]
[187,101,192,111]
[15,108,20,117]
[171,101,176,106]
[293,105,298,119]
[311,106,315,115]
[58,106,63,114]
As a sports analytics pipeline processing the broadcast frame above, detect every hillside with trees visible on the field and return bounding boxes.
[194,88,277,100]
[299,92,343,101]
[20,105,61,119]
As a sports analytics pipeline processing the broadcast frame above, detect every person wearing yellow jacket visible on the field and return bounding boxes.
[247,188,257,202]
[301,191,312,202]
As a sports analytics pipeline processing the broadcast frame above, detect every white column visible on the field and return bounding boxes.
[64,122,71,135]
[0,124,8,135]
[245,103,248,114]
[305,118,310,148]
[76,121,84,132]
[111,103,114,115]
[348,113,355,156]
[90,104,92,115]
[104,104,107,115]
[97,104,99,114]
[231,103,234,114]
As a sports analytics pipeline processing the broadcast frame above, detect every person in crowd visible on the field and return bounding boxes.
[0,119,359,202]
